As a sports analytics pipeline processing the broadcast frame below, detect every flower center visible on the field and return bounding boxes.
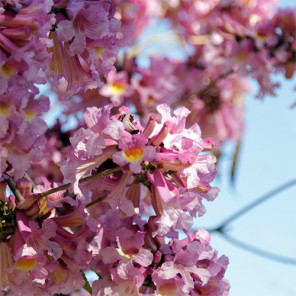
[1,63,15,79]
[123,148,144,162]
[94,46,104,58]
[16,257,37,271]
[25,110,35,121]
[0,102,10,116]
[110,82,125,94]
[159,283,178,296]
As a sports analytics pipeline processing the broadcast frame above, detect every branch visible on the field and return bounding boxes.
[171,69,234,108]
[86,193,108,208]
[218,232,296,265]
[204,178,296,265]
[230,139,241,185]
[37,167,121,199]
[209,178,296,232]
[5,177,24,202]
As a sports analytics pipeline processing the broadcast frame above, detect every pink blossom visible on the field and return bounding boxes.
[0,0,54,92]
[100,70,134,105]
[152,230,229,295]
[113,133,156,173]
[112,0,161,46]
[0,86,49,179]
[50,0,120,98]
[130,58,181,116]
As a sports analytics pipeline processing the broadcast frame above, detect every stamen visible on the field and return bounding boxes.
[152,121,171,146]
[143,114,158,138]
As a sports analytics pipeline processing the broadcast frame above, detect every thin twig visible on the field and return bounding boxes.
[86,194,108,208]
[171,69,233,108]
[202,178,296,265]
[37,167,121,199]
[6,177,24,202]
[218,232,296,265]
[209,178,296,232]
[230,139,241,185]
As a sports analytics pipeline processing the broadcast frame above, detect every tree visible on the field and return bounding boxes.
[0,1,295,295]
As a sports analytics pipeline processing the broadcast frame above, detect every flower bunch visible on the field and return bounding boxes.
[59,103,228,295]
[1,0,296,295]
[60,0,296,149]
[0,86,49,179]
[0,0,54,91]
[0,0,121,180]
[0,102,229,295]
[49,0,120,99]
[0,178,91,295]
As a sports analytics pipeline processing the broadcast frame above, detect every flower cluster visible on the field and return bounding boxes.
[0,86,49,179]
[163,0,296,98]
[2,0,296,295]
[91,218,229,296]
[50,0,120,99]
[0,0,121,180]
[59,1,296,149]
[0,178,91,295]
[0,102,230,295]
[0,0,54,91]
[56,104,228,295]
[61,104,219,216]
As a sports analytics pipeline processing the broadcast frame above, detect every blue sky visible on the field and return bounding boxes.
[199,1,296,295]
[198,75,296,296]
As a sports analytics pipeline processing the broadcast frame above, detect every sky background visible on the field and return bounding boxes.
[198,74,296,296]
[197,1,296,295]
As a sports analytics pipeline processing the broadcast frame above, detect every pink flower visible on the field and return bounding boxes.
[50,0,120,98]
[0,85,49,179]
[113,133,156,173]
[0,0,54,92]
[152,230,229,295]
[100,71,134,105]
[152,240,210,294]
[0,178,91,295]
[130,58,181,116]
[112,0,161,46]
[56,0,118,56]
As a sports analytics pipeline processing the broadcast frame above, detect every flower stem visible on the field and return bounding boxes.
[6,178,24,202]
[86,193,108,208]
[37,167,121,199]
[171,69,233,108]
[210,178,296,231]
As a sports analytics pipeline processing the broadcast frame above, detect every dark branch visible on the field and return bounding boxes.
[218,232,296,265]
[203,178,296,265]
[86,194,108,208]
[37,167,121,199]
[209,178,296,232]
[171,69,234,108]
[5,177,24,202]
